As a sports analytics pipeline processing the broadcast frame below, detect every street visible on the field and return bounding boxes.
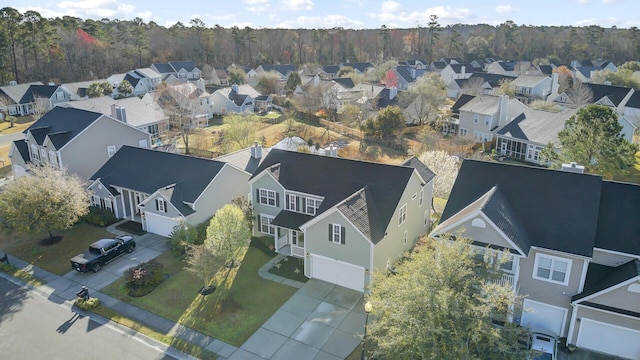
[0,277,177,360]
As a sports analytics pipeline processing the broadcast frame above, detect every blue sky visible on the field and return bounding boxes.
[16,0,639,29]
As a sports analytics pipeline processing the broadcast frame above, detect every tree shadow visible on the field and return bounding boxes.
[38,235,62,246]
[0,279,30,324]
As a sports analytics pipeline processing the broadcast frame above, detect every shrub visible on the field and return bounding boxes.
[124,260,165,288]
[82,206,118,227]
[169,223,199,255]
[74,297,100,310]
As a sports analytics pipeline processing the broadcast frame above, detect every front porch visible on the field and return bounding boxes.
[270,210,312,259]
[275,232,304,258]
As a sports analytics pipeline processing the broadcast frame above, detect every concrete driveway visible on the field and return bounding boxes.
[233,279,365,360]
[49,233,170,299]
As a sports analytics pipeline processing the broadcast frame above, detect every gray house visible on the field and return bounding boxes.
[88,145,250,237]
[249,149,435,292]
[431,159,640,359]
[9,107,151,179]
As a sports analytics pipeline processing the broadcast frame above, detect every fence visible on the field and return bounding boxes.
[318,119,364,140]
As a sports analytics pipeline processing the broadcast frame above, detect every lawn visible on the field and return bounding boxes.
[613,152,640,184]
[102,237,297,346]
[0,223,112,275]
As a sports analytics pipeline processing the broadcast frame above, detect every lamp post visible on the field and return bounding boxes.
[361,300,373,360]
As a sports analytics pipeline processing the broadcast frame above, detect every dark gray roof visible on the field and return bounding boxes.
[25,107,102,147]
[625,91,640,109]
[395,66,414,82]
[341,62,373,73]
[402,156,435,184]
[322,65,340,74]
[11,139,29,163]
[441,159,602,257]
[332,78,354,89]
[90,146,226,211]
[259,64,296,76]
[595,181,640,255]
[538,65,554,75]
[124,72,141,87]
[430,61,447,70]
[271,210,314,230]
[19,85,59,104]
[229,90,249,106]
[451,94,475,114]
[251,149,423,244]
[169,60,198,72]
[151,63,174,74]
[572,260,640,302]
[584,83,633,106]
[468,73,516,87]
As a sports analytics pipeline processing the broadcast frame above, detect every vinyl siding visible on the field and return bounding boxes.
[190,165,250,225]
[304,211,370,276]
[373,173,432,271]
[588,280,640,314]
[87,181,122,218]
[61,116,151,179]
[592,248,638,267]
[568,305,640,345]
[516,248,587,336]
[251,174,284,235]
[452,216,514,250]
[145,194,182,219]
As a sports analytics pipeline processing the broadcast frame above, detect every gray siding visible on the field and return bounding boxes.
[516,248,587,335]
[251,174,284,235]
[373,173,432,271]
[304,211,370,274]
[588,280,640,314]
[144,193,183,220]
[61,116,151,179]
[592,248,638,267]
[87,181,122,217]
[190,165,250,225]
[568,305,640,345]
[453,216,514,250]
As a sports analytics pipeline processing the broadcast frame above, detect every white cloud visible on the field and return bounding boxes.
[495,5,517,14]
[243,0,270,4]
[602,0,619,4]
[280,0,314,11]
[380,1,402,13]
[277,14,365,29]
[56,0,136,19]
[575,0,590,4]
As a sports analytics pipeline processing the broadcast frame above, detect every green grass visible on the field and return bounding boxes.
[102,238,297,346]
[613,152,640,184]
[268,256,308,283]
[0,223,112,275]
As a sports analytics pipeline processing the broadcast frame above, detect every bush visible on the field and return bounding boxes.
[74,297,100,310]
[169,223,200,256]
[82,206,118,227]
[124,260,165,288]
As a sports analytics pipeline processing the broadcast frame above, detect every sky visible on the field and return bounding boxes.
[14,0,640,29]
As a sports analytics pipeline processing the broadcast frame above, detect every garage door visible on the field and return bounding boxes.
[144,212,179,237]
[521,299,567,336]
[310,254,365,292]
[577,318,640,359]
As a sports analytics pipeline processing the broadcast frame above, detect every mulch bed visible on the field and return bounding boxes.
[116,221,146,236]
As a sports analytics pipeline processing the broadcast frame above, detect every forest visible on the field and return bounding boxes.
[1,6,640,85]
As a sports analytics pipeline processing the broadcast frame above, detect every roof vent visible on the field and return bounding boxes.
[561,162,585,173]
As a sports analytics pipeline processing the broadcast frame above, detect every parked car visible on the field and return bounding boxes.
[70,235,136,273]
[530,331,558,360]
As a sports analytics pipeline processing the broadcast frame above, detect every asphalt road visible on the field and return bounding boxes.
[0,131,23,146]
[0,277,177,360]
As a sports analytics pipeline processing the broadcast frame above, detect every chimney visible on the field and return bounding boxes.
[250,141,262,159]
[313,75,319,86]
[498,95,509,127]
[325,146,337,157]
[461,65,466,76]
[110,104,127,123]
[232,83,239,93]
[551,72,559,97]
[561,162,585,174]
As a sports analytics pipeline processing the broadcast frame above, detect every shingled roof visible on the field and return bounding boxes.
[572,260,640,303]
[440,159,602,257]
[90,146,226,212]
[25,107,103,147]
[250,149,429,244]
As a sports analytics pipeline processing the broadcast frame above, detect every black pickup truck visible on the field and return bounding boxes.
[70,234,136,273]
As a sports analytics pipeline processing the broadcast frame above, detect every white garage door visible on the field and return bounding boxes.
[577,318,640,359]
[310,254,365,292]
[521,299,567,336]
[144,212,179,237]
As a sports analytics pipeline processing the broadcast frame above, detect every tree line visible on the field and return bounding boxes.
[2,7,640,85]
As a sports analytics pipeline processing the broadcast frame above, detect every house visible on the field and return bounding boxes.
[64,95,170,143]
[60,80,107,101]
[447,73,516,99]
[340,62,374,74]
[0,82,72,117]
[509,73,558,104]
[453,94,527,142]
[147,83,210,127]
[439,63,475,84]
[390,65,426,91]
[9,107,151,179]
[486,60,535,76]
[623,91,640,128]
[443,94,475,135]
[120,68,163,96]
[430,159,640,359]
[495,106,577,164]
[151,60,201,82]
[209,84,261,115]
[249,149,435,292]
[318,65,340,79]
[88,145,250,237]
[254,64,297,81]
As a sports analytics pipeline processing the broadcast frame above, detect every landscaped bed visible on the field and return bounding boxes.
[268,256,308,283]
[101,237,298,346]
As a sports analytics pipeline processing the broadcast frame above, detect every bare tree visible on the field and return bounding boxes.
[567,81,594,107]
[397,73,446,126]
[155,84,208,155]
[461,77,486,97]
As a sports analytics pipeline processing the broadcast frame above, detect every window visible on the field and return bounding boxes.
[485,116,491,126]
[139,139,148,148]
[107,145,116,157]
[260,215,275,235]
[460,128,468,136]
[56,91,65,100]
[259,189,278,207]
[403,231,408,244]
[30,144,39,161]
[419,188,424,207]
[40,149,47,162]
[398,204,407,226]
[330,224,345,244]
[305,198,322,215]
[473,114,479,123]
[156,198,167,213]
[533,254,571,285]
[48,151,57,167]
[286,194,297,211]
[424,209,430,227]
[91,195,100,207]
